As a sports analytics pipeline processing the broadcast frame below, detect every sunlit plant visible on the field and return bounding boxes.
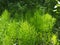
[18,21,37,45]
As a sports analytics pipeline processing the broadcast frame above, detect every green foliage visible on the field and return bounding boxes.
[51,34,57,45]
[30,8,56,32]
[0,10,10,45]
[29,8,57,45]
[1,10,10,22]
[0,0,60,45]
[18,21,37,45]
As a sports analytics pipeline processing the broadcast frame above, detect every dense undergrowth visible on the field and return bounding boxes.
[0,8,60,45]
[0,0,60,45]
